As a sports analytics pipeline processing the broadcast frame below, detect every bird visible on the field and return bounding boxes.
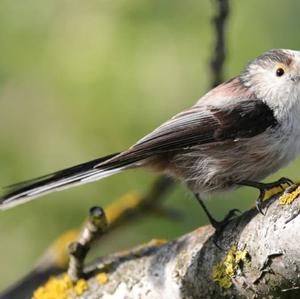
[1,48,300,230]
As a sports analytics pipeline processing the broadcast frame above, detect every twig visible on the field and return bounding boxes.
[0,184,174,299]
[210,0,229,87]
[68,207,108,282]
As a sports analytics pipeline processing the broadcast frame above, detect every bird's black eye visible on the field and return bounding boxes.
[276,67,285,77]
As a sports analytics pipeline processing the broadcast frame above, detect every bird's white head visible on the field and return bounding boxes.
[241,49,300,116]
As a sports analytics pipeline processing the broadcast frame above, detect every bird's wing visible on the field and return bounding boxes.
[99,98,278,168]
[0,87,277,209]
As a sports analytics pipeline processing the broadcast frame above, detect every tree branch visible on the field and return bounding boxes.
[0,179,175,299]
[32,189,300,299]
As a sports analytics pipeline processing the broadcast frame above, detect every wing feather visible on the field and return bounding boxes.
[99,99,278,169]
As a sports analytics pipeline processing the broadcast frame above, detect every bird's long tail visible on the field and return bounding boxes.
[0,152,137,210]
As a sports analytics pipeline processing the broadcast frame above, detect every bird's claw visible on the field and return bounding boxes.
[256,196,265,215]
[255,177,294,215]
[195,195,241,249]
[212,208,241,249]
[277,177,294,186]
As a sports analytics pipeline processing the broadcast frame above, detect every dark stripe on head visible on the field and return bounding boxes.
[253,49,293,67]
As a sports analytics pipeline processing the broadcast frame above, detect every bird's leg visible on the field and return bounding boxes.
[195,194,240,242]
[238,177,294,215]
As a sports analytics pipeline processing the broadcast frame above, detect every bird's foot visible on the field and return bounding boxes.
[195,195,240,248]
[262,177,293,200]
[210,208,241,248]
[239,177,294,215]
[203,207,240,231]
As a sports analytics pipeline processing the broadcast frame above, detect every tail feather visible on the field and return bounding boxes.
[0,152,130,210]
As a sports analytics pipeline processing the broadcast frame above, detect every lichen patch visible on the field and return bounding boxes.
[74,279,88,296]
[278,185,300,205]
[96,272,109,285]
[211,245,250,289]
[32,274,88,299]
[147,239,168,247]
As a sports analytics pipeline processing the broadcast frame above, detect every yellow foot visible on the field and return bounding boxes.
[263,182,291,201]
[247,177,294,214]
[239,178,295,214]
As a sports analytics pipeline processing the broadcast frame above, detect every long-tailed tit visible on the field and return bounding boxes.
[1,49,299,229]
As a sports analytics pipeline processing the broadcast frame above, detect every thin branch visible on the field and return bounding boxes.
[68,207,108,282]
[0,180,174,299]
[210,0,229,87]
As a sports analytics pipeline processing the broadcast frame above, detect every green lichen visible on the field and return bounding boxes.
[211,245,250,289]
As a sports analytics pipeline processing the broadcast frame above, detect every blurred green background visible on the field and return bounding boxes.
[1,0,300,291]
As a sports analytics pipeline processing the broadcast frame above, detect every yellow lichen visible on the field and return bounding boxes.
[73,279,88,296]
[32,275,73,299]
[278,185,300,205]
[105,192,141,224]
[147,238,168,246]
[32,275,88,299]
[211,245,250,289]
[41,192,145,272]
[96,272,109,285]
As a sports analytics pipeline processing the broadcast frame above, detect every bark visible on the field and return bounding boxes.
[33,190,300,299]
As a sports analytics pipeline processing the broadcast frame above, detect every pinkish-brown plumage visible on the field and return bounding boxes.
[2,48,300,210]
